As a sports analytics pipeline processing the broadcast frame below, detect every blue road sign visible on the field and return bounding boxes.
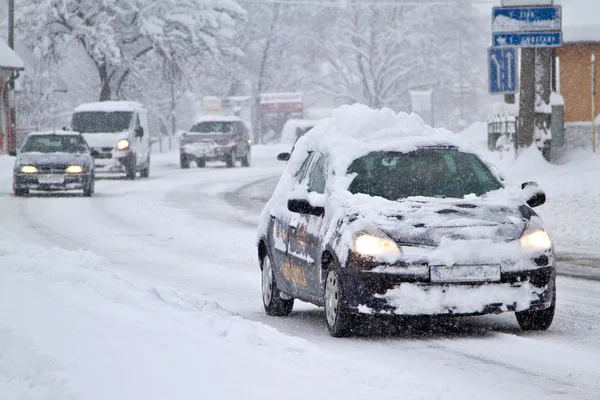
[493,31,561,48]
[492,6,561,33]
[489,47,518,94]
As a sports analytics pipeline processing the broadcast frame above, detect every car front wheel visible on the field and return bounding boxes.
[516,287,556,331]
[241,148,251,167]
[180,153,190,169]
[13,186,28,197]
[83,176,95,197]
[226,150,236,168]
[262,254,294,316]
[325,268,355,337]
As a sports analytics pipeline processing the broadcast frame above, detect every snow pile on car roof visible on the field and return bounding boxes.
[292,103,466,174]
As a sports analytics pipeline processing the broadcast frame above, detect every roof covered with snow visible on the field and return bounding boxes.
[73,101,145,113]
[291,104,468,176]
[192,115,242,124]
[0,40,24,70]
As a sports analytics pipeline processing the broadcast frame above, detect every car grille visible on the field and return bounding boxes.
[36,165,69,174]
[101,147,113,152]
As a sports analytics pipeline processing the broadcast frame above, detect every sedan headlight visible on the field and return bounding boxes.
[116,139,130,151]
[20,165,38,173]
[66,165,83,174]
[520,229,552,251]
[354,232,401,257]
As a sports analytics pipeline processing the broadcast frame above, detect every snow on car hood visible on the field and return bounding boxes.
[81,132,129,148]
[17,152,90,166]
[357,196,528,247]
[331,189,539,268]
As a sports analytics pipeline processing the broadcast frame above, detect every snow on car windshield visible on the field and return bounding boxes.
[72,111,132,133]
[347,149,503,200]
[190,122,234,134]
[21,135,88,154]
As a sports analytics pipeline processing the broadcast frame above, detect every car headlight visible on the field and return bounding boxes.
[520,229,552,251]
[354,232,401,257]
[66,165,83,174]
[20,165,38,173]
[116,139,130,151]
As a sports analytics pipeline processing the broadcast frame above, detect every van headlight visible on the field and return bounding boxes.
[354,231,401,257]
[117,139,130,151]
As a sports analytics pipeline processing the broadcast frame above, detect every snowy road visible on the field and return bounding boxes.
[1,147,599,399]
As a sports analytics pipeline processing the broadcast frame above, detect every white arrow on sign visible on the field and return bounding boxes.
[506,51,513,90]
[491,53,501,89]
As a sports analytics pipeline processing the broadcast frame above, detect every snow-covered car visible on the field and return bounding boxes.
[9,131,96,197]
[71,101,151,180]
[179,116,252,168]
[257,104,556,337]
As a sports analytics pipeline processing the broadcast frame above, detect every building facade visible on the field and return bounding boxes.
[1,40,25,153]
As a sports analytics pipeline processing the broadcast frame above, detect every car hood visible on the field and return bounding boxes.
[351,196,531,247]
[81,132,129,148]
[17,152,91,166]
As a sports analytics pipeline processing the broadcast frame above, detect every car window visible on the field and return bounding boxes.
[21,135,89,154]
[72,111,133,133]
[347,149,502,200]
[306,154,326,194]
[295,152,314,181]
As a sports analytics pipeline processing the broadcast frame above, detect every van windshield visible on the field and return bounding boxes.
[72,111,133,133]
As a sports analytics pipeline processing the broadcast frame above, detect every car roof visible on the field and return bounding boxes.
[27,130,81,137]
[191,115,242,124]
[285,104,493,179]
[74,101,145,113]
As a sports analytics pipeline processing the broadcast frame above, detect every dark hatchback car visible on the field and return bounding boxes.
[10,131,95,197]
[257,139,555,337]
[180,116,251,168]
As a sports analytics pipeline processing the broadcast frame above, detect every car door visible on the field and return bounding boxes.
[269,152,314,298]
[287,153,327,301]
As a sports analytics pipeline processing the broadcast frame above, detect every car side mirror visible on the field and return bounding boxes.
[90,149,100,157]
[135,126,144,137]
[288,198,324,217]
[277,152,291,161]
[522,181,546,208]
[8,150,17,157]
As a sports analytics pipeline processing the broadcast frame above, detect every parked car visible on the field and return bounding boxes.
[257,105,555,337]
[10,131,95,197]
[179,116,251,169]
[70,101,151,179]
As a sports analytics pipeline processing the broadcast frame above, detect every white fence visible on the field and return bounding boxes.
[151,135,179,153]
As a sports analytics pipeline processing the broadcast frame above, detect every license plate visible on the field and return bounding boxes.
[38,175,65,184]
[430,265,501,283]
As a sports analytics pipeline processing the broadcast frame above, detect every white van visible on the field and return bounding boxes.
[70,101,151,179]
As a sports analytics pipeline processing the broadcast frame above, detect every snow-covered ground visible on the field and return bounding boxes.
[1,139,600,399]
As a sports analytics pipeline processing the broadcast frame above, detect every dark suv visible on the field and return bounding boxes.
[180,116,252,168]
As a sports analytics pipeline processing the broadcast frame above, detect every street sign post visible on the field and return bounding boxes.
[493,31,561,47]
[489,47,518,94]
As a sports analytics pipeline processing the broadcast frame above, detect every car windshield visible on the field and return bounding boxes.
[21,135,89,154]
[347,149,502,200]
[72,111,132,133]
[190,122,234,134]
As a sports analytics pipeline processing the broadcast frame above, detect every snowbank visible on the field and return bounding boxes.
[0,240,464,399]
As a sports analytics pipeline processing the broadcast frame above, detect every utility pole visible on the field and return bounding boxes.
[592,54,596,153]
[518,48,536,148]
[8,0,16,152]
